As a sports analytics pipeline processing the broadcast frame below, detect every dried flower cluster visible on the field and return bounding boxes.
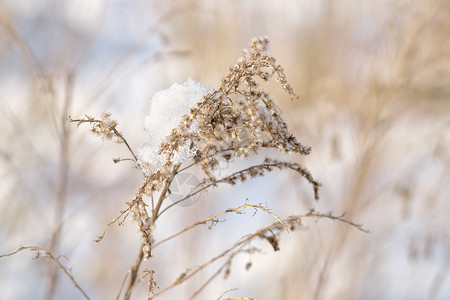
[67,113,137,161]
[138,78,214,174]
[89,112,120,142]
[141,37,312,194]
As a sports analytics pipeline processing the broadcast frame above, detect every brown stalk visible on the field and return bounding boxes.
[121,164,179,300]
[152,164,179,221]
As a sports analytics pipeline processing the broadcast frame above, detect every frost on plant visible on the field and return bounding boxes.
[138,78,214,175]
[139,37,314,195]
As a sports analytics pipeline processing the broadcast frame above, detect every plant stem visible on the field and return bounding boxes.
[123,248,144,300]
[122,164,179,299]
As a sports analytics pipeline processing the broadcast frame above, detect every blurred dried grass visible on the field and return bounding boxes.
[1,0,449,299]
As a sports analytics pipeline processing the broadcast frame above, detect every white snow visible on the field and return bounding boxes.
[138,78,214,174]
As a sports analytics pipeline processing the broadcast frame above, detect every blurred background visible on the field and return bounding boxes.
[1,0,449,299]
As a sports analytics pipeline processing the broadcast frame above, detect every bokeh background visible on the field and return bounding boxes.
[1,0,449,299]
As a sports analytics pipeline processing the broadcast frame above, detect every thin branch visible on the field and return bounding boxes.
[153,203,287,250]
[190,248,260,300]
[305,209,370,234]
[123,248,144,300]
[113,157,136,164]
[152,164,180,221]
[217,289,255,300]
[151,211,368,298]
[116,270,130,300]
[189,261,226,300]
[175,161,198,174]
[94,209,130,243]
[157,159,321,218]
[0,246,90,300]
[217,289,238,300]
[95,178,155,243]
[110,126,138,161]
[67,115,138,161]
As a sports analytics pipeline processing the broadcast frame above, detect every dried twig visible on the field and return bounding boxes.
[216,288,255,300]
[67,114,137,161]
[157,159,321,218]
[0,246,90,300]
[153,203,288,250]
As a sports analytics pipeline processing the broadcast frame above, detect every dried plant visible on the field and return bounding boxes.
[2,38,367,300]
